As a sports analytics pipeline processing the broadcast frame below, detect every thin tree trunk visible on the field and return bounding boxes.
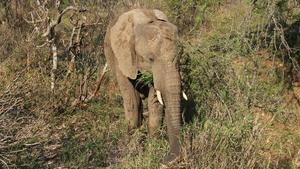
[51,43,58,91]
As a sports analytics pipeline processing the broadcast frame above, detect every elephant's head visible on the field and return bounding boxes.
[108,8,181,165]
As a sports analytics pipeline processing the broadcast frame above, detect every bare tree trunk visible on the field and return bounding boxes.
[44,6,86,92]
[25,4,87,91]
[51,43,58,91]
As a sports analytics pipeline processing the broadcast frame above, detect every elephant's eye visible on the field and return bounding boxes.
[149,58,154,62]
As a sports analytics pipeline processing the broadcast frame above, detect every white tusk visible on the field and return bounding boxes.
[156,90,164,105]
[182,91,188,100]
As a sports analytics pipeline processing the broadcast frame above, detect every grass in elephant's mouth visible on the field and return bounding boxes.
[137,71,154,87]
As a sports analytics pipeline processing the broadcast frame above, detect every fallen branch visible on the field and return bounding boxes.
[93,63,108,96]
[73,63,108,105]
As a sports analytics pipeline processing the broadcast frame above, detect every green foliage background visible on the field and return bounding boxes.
[0,0,300,168]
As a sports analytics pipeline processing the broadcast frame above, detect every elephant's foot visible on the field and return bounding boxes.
[163,153,179,166]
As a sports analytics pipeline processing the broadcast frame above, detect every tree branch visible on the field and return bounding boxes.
[41,6,87,37]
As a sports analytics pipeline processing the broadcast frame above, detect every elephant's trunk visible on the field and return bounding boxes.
[163,61,181,164]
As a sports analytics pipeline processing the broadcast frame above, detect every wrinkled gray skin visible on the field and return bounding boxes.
[104,8,181,165]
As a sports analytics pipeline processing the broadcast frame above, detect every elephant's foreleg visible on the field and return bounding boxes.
[116,72,142,131]
[148,87,164,135]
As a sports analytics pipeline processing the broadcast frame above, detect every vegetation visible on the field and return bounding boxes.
[1,0,299,168]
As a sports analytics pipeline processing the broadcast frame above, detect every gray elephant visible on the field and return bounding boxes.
[104,8,182,165]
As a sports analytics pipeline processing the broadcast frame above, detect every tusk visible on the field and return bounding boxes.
[182,91,188,100]
[156,90,164,105]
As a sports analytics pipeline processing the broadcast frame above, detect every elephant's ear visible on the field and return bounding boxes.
[110,12,137,79]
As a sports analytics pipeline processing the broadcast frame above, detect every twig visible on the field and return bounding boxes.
[272,17,300,72]
[0,157,9,169]
[35,38,54,48]
[212,89,233,122]
[24,142,41,147]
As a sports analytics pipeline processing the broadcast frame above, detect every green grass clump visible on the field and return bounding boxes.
[137,71,154,88]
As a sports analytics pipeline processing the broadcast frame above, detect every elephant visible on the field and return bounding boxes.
[104,7,182,165]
